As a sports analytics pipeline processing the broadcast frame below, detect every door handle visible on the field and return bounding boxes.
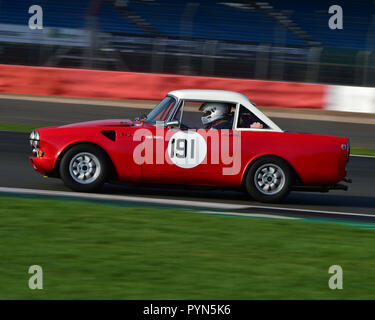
[222,132,239,136]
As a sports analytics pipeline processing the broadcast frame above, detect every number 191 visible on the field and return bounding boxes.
[170,138,195,159]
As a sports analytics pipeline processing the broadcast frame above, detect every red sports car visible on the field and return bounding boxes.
[29,89,351,203]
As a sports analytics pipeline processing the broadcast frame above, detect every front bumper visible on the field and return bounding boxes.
[29,156,55,175]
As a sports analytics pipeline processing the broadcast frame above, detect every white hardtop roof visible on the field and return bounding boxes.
[168,89,283,132]
[168,89,251,104]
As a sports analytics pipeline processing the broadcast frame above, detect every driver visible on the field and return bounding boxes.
[199,102,233,129]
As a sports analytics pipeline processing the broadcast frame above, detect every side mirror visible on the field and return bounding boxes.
[165,120,180,127]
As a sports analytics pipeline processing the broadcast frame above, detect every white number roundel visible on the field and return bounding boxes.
[167,131,207,168]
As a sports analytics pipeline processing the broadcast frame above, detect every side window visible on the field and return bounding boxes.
[237,105,268,129]
[179,101,236,130]
[180,101,205,129]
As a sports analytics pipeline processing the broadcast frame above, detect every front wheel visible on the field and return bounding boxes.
[244,156,293,203]
[59,144,109,192]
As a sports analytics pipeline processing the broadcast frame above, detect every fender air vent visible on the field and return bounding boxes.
[100,130,116,141]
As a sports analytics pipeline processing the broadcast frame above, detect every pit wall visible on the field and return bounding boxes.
[0,64,374,113]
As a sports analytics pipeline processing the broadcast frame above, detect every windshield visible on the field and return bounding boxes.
[145,96,176,123]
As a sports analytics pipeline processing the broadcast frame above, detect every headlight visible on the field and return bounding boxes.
[29,131,35,146]
[29,130,40,149]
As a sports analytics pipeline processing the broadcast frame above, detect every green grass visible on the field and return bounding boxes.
[351,148,375,156]
[0,122,38,132]
[0,196,375,299]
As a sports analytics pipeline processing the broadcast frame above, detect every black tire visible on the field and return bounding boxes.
[244,156,293,203]
[59,143,108,192]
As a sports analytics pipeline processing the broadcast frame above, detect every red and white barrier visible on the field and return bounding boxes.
[0,64,373,113]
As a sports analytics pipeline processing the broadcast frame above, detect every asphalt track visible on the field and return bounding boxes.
[0,98,375,218]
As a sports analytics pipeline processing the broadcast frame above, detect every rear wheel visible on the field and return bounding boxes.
[59,144,108,192]
[244,156,292,203]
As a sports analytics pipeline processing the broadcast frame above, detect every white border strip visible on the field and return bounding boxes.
[200,210,300,220]
[248,204,375,218]
[0,187,249,210]
[0,186,374,219]
[350,154,375,159]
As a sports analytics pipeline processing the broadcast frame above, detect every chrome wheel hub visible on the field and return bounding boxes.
[254,163,285,195]
[69,152,101,184]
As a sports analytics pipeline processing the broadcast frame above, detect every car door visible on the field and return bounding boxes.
[141,101,240,186]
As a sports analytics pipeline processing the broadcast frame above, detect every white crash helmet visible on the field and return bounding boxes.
[199,102,229,126]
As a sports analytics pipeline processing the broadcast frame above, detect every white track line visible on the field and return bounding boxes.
[350,154,375,159]
[0,187,249,210]
[0,186,374,219]
[200,211,300,220]
[246,204,375,219]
